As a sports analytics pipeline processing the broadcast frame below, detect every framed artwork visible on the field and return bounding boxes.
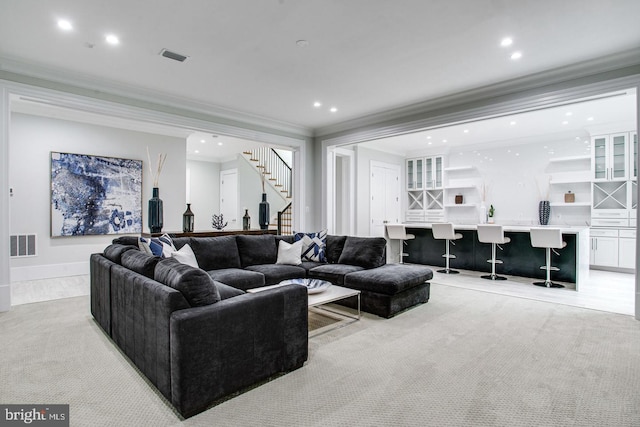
[50,152,143,237]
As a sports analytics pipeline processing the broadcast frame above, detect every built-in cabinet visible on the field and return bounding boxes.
[405,156,444,222]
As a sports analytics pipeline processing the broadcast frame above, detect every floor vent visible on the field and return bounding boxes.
[10,234,37,257]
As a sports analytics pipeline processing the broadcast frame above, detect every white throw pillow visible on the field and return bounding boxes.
[170,243,199,268]
[276,240,303,265]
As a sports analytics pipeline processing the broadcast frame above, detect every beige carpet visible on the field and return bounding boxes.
[1,284,639,426]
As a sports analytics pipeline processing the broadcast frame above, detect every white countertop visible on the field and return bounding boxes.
[399,223,589,234]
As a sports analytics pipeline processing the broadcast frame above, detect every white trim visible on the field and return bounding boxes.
[0,86,10,311]
[334,148,356,236]
[11,262,89,283]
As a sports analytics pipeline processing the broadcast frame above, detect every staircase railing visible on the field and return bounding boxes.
[247,148,292,199]
[277,202,293,235]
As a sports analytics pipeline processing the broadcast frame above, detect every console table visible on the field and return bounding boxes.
[142,229,278,238]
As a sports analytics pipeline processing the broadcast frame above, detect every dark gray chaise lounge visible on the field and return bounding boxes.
[90,233,433,418]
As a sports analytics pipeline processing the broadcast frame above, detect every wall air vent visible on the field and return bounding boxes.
[160,48,189,62]
[10,234,37,257]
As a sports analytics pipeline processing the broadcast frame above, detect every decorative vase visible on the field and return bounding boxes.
[479,202,487,224]
[148,187,163,233]
[243,208,251,230]
[182,203,194,233]
[259,193,270,230]
[539,200,550,225]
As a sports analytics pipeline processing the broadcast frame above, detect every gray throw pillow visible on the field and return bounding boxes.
[154,258,220,307]
[337,236,387,269]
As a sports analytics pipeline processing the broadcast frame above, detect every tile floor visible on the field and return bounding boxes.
[9,267,636,316]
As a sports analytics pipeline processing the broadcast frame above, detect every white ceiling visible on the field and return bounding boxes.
[2,0,640,134]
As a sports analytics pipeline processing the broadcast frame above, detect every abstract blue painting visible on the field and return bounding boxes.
[51,152,143,237]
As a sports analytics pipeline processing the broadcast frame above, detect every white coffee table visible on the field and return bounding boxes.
[247,279,361,336]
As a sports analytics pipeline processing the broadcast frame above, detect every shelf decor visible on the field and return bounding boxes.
[211,213,228,230]
[243,208,251,230]
[147,148,167,234]
[539,201,551,225]
[182,203,194,232]
[564,191,575,203]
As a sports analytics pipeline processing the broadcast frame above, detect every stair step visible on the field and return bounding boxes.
[243,151,252,155]
[250,158,259,162]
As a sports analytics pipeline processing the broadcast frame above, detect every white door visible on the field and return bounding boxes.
[220,169,238,229]
[370,161,401,236]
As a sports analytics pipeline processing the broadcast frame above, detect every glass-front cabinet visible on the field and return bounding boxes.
[424,156,443,189]
[631,132,638,180]
[592,133,628,181]
[406,158,424,190]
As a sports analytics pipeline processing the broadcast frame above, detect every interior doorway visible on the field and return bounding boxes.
[220,169,238,229]
[369,161,401,236]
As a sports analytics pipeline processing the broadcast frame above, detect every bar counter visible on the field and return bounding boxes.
[395,223,590,289]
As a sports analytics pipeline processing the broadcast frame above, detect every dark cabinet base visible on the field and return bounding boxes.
[405,228,577,283]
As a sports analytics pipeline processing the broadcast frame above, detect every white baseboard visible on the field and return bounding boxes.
[0,284,10,311]
[11,261,89,282]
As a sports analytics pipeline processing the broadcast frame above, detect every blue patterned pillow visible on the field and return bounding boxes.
[294,229,327,262]
[138,234,176,257]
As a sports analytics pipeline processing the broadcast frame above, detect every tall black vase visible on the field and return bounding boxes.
[148,187,164,233]
[538,200,550,225]
[259,193,270,230]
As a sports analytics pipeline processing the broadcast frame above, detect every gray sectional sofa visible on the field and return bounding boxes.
[90,233,432,418]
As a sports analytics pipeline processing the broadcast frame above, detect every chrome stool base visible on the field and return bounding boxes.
[481,274,508,281]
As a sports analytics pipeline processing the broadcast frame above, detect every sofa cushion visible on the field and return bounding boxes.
[308,264,364,286]
[103,243,137,264]
[190,236,241,270]
[338,236,387,269]
[216,282,246,300]
[206,268,265,291]
[120,249,160,279]
[237,235,278,267]
[154,258,220,307]
[170,243,199,268]
[276,240,303,265]
[111,236,140,246]
[325,235,347,264]
[300,261,325,273]
[294,230,327,262]
[344,264,433,295]
[245,264,306,286]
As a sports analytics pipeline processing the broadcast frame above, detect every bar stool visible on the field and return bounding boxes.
[432,223,462,274]
[386,224,415,264]
[477,224,511,280]
[530,228,566,288]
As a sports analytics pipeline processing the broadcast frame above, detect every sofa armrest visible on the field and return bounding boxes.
[169,284,308,417]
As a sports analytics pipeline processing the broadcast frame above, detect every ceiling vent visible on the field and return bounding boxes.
[160,48,189,63]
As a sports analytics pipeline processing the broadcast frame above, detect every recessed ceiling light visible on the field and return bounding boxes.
[313,101,322,108]
[463,129,469,133]
[330,107,337,113]
[296,40,309,48]
[562,121,569,125]
[442,139,447,143]
[194,150,200,154]
[105,34,120,45]
[566,112,573,116]
[500,37,513,47]
[510,121,517,126]
[515,153,520,156]
[510,51,522,60]
[427,142,432,145]
[587,117,594,121]
[217,142,223,146]
[426,136,432,139]
[200,139,206,143]
[57,19,73,31]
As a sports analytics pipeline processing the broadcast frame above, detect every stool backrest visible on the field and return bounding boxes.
[477,224,506,244]
[432,223,456,240]
[530,228,564,249]
[386,224,409,240]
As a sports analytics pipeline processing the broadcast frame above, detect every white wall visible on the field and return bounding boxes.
[9,113,186,281]
[412,135,593,226]
[186,159,220,231]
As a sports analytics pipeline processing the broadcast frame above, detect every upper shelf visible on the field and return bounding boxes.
[548,155,591,163]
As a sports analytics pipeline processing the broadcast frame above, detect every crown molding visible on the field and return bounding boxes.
[0,56,313,138]
[315,48,640,140]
